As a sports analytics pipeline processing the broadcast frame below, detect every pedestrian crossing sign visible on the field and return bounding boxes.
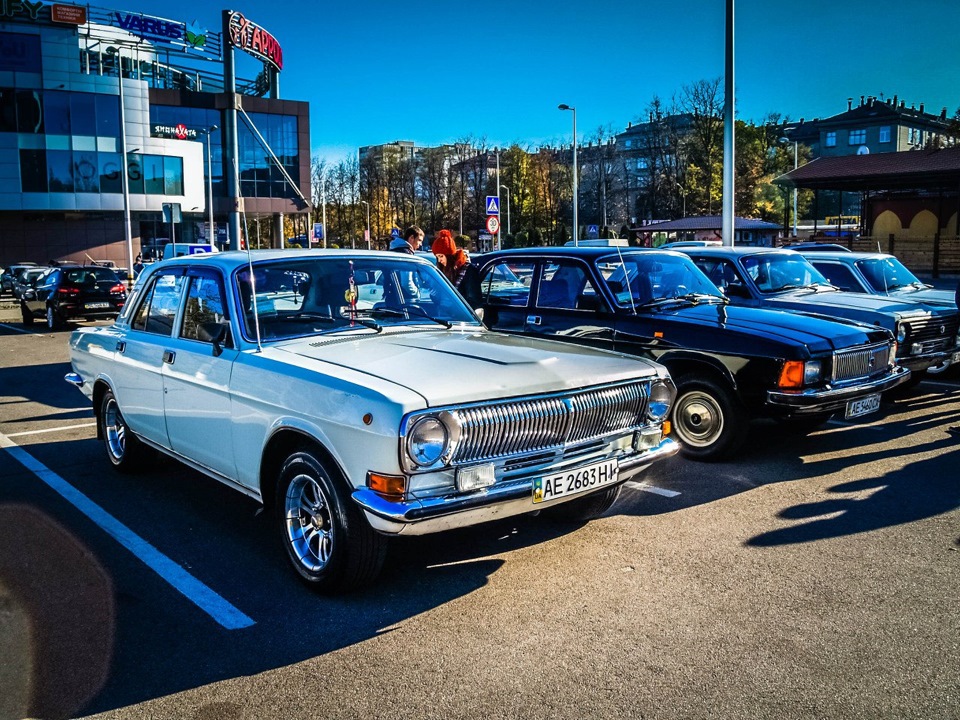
[485,196,500,215]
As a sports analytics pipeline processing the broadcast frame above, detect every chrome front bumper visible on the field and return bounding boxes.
[897,346,959,373]
[353,437,679,536]
[766,365,910,413]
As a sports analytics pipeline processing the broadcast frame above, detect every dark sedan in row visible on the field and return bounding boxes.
[476,247,908,461]
[21,264,127,329]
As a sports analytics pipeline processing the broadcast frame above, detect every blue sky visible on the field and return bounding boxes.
[125,0,958,164]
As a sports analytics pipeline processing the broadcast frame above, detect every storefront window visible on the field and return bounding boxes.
[47,150,73,192]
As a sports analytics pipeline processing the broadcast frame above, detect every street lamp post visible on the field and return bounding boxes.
[361,200,371,249]
[676,182,687,218]
[778,137,798,237]
[558,104,578,245]
[499,184,511,237]
[198,125,218,248]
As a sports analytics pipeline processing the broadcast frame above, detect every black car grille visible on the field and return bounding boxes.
[448,381,649,465]
[904,315,959,353]
[832,342,890,382]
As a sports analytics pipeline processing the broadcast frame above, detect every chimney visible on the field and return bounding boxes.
[799,117,804,124]
[628,121,632,128]
[847,97,853,111]
[941,107,948,120]
[900,101,905,109]
[868,96,875,107]
[860,95,865,106]
[893,94,898,107]
[919,103,925,114]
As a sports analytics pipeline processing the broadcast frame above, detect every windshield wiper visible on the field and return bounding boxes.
[676,292,725,305]
[354,306,452,329]
[278,311,337,323]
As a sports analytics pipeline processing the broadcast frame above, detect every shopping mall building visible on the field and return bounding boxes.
[0,2,310,270]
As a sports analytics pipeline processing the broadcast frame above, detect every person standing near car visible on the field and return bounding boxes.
[431,229,482,309]
[389,226,424,254]
[386,226,424,304]
[132,254,145,279]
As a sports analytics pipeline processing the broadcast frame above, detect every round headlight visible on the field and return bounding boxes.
[647,380,673,422]
[896,323,907,344]
[407,416,449,467]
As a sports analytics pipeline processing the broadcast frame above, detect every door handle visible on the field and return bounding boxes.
[116,340,126,353]
[162,350,176,364]
[526,315,541,326]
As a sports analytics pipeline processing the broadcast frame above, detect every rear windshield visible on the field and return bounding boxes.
[63,267,120,284]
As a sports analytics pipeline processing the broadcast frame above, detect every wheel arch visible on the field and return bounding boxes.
[92,379,111,439]
[658,351,738,393]
[259,429,348,510]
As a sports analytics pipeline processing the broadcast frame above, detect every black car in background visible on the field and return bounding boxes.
[21,264,127,329]
[681,246,960,380]
[476,247,907,461]
[11,267,46,300]
[1,262,38,295]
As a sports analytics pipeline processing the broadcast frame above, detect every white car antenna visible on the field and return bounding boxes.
[613,244,637,315]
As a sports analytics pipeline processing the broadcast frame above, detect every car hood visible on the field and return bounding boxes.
[639,303,888,352]
[888,287,956,307]
[272,328,664,406]
[760,289,941,328]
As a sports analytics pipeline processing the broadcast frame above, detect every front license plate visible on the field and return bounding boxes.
[85,302,109,309]
[952,351,960,365]
[533,459,619,504]
[845,393,881,419]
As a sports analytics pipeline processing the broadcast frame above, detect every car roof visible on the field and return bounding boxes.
[479,246,684,260]
[679,246,796,257]
[152,249,437,272]
[799,251,895,261]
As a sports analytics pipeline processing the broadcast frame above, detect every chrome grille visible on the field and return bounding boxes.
[832,342,890,382]
[906,315,959,350]
[449,381,649,465]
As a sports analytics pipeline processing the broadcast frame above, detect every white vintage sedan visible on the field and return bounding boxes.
[66,250,677,592]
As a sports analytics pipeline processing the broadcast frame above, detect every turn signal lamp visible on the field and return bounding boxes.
[367,472,407,499]
[778,360,821,389]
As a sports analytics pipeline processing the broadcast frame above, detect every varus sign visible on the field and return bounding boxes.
[114,12,183,41]
[226,11,282,71]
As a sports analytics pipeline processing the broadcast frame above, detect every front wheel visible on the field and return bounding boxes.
[672,375,749,461]
[100,389,149,473]
[276,449,386,593]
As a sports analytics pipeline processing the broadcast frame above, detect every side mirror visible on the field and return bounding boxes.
[198,322,229,356]
[474,307,485,322]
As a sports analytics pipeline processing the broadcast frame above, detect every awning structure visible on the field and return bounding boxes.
[634,216,782,232]
[775,146,960,192]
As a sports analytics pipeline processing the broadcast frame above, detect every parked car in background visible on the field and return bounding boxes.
[21,264,126,329]
[65,250,678,591]
[476,247,907,461]
[12,267,46,300]
[1,262,38,295]
[681,246,960,381]
[782,242,852,253]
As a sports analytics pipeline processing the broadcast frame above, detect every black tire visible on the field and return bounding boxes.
[46,305,63,330]
[275,449,386,593]
[100,388,149,473]
[21,302,33,326]
[671,374,749,461]
[776,412,833,435]
[542,484,622,523]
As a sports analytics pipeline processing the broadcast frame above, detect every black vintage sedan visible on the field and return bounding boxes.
[21,264,127,329]
[476,247,908,461]
[681,246,960,379]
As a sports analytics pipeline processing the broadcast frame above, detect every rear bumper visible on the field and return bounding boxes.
[766,365,910,414]
[352,437,679,536]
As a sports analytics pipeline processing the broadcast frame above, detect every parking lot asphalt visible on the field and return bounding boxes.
[0,313,958,720]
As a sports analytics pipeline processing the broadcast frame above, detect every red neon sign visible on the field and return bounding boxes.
[227,12,282,71]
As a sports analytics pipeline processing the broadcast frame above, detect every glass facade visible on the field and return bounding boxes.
[239,112,299,199]
[15,148,182,195]
[150,105,223,195]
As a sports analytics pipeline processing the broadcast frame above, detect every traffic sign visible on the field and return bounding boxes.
[485,196,500,215]
[587,224,599,239]
[486,215,500,234]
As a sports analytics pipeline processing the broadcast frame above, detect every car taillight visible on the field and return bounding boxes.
[109,284,126,295]
[57,286,80,296]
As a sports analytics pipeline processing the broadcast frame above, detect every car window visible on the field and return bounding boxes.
[132,272,186,335]
[855,257,920,292]
[180,273,231,346]
[810,261,859,291]
[63,267,120,285]
[603,254,723,306]
[480,261,532,307]
[741,255,827,293]
[535,262,595,310]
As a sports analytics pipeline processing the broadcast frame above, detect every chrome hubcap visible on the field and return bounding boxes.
[103,398,126,461]
[674,391,723,448]
[284,473,333,572]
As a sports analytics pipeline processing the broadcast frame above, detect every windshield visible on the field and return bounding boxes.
[63,267,121,284]
[855,257,921,292]
[599,253,724,307]
[234,256,480,341]
[741,254,830,293]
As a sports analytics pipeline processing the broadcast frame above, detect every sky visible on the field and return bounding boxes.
[123,0,959,164]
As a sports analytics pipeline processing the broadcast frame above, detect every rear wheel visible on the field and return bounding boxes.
[542,485,622,523]
[100,389,149,473]
[276,449,386,593]
[672,375,749,461]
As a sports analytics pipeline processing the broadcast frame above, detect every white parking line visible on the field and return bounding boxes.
[625,481,681,498]
[5,422,97,438]
[0,322,34,334]
[0,430,255,630]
